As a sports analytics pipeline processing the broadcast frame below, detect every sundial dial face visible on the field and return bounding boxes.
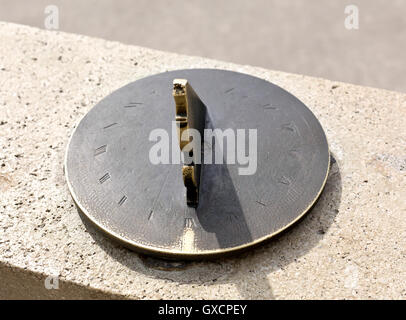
[65,69,329,259]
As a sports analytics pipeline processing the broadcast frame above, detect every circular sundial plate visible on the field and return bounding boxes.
[65,69,329,259]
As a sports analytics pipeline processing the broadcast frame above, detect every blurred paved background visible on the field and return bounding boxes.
[0,0,405,92]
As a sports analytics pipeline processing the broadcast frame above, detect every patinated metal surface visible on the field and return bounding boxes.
[65,69,330,259]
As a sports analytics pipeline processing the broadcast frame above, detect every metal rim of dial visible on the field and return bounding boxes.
[65,69,330,259]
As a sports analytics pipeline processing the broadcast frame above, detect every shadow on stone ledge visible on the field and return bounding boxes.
[78,154,342,299]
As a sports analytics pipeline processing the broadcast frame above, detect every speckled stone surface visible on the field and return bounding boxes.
[0,22,405,299]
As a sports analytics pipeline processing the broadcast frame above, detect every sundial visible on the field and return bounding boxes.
[65,69,329,259]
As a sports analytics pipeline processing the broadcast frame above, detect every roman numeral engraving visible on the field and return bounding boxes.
[94,145,107,156]
[99,173,110,184]
[118,195,127,206]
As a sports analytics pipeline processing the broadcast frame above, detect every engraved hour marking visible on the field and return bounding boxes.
[256,200,267,206]
[94,145,107,156]
[184,217,194,228]
[263,103,278,110]
[224,88,234,94]
[278,175,291,185]
[124,102,143,108]
[99,173,110,184]
[148,210,153,220]
[289,148,302,160]
[118,195,127,206]
[281,122,298,133]
[103,123,117,129]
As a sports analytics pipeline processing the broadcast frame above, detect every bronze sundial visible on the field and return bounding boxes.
[65,69,329,259]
